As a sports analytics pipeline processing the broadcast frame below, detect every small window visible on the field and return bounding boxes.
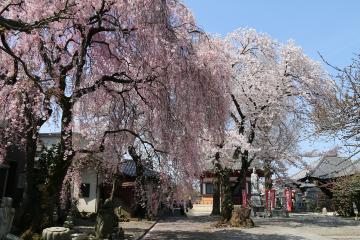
[205,183,214,194]
[80,183,90,198]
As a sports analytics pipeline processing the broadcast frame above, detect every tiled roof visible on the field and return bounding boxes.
[290,168,309,181]
[118,160,157,178]
[310,155,356,179]
[119,160,137,177]
[292,155,359,180]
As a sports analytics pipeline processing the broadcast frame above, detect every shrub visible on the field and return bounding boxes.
[333,173,360,216]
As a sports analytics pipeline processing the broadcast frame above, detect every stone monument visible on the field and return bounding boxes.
[0,197,15,239]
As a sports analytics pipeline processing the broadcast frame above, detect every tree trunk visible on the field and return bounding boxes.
[17,97,74,235]
[14,92,53,234]
[211,152,222,216]
[220,168,233,222]
[42,97,74,227]
[264,160,272,189]
[234,150,251,205]
[128,146,148,218]
[211,179,221,215]
[14,128,40,233]
[110,178,117,201]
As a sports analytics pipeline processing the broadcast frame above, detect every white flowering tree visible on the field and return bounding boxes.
[223,28,335,194]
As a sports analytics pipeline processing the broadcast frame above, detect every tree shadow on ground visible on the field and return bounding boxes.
[123,228,145,240]
[144,229,306,240]
[163,215,218,223]
[253,215,360,228]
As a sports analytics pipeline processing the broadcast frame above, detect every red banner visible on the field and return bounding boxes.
[265,189,270,211]
[242,189,247,208]
[270,189,276,209]
[284,188,292,212]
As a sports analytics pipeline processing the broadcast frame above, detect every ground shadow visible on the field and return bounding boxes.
[148,214,360,239]
[163,215,218,223]
[253,215,360,228]
[144,229,307,240]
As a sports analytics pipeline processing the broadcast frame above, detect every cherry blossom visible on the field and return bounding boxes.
[0,0,228,230]
[220,28,335,181]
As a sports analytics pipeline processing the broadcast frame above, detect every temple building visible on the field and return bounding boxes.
[199,167,264,205]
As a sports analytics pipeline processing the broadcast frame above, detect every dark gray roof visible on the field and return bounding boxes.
[311,155,356,179]
[292,155,359,181]
[291,168,311,181]
[119,160,137,177]
[118,160,157,178]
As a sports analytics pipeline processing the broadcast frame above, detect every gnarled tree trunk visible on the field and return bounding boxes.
[211,152,221,216]
[16,97,74,235]
[220,168,233,222]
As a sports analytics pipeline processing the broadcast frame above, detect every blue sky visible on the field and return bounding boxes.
[183,0,360,70]
[182,0,360,165]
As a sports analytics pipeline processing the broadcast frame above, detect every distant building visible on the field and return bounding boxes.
[36,133,160,216]
[1,131,162,219]
[74,159,160,217]
[199,168,264,205]
[291,152,360,211]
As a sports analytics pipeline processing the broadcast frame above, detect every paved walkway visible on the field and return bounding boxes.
[141,207,360,240]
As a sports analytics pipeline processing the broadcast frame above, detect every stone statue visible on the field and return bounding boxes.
[251,167,259,194]
[95,198,123,239]
[0,197,15,240]
[250,168,262,207]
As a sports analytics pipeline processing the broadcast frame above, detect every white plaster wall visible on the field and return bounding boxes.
[76,169,102,213]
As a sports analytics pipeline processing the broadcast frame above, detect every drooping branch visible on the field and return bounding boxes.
[99,128,166,154]
[0,33,43,89]
[0,0,73,33]
[73,72,157,100]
